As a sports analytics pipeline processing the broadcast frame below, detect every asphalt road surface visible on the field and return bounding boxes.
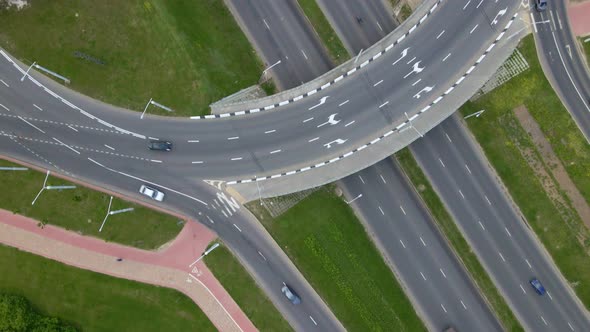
[340,159,501,331]
[531,0,590,142]
[0,1,526,330]
[412,114,590,331]
[320,2,499,329]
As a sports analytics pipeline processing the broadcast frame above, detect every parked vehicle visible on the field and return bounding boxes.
[536,0,547,11]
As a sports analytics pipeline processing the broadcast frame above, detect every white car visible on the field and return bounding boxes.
[139,185,165,201]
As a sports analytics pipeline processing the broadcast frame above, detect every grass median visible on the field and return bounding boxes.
[395,150,523,331]
[0,159,182,250]
[296,0,350,64]
[460,34,590,309]
[204,242,293,332]
[0,0,261,117]
[247,186,425,332]
[0,244,215,332]
[580,37,590,68]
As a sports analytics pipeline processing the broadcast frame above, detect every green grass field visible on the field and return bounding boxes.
[0,0,261,117]
[0,244,215,332]
[581,37,590,68]
[296,0,350,64]
[461,34,590,310]
[247,187,425,332]
[0,159,182,249]
[395,151,522,331]
[204,242,293,332]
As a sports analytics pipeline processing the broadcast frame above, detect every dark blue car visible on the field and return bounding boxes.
[530,278,546,295]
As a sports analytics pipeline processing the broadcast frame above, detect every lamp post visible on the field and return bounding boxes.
[189,243,221,267]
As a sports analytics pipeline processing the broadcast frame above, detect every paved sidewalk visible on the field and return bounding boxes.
[568,1,590,36]
[0,209,257,332]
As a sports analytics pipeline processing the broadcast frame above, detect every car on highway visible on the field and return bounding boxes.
[535,0,547,11]
[139,184,165,201]
[530,278,546,295]
[281,283,301,304]
[148,140,173,151]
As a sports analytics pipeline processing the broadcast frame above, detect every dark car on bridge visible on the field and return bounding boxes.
[148,140,173,151]
[530,278,546,295]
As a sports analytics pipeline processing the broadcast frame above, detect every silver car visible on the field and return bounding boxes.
[139,185,165,201]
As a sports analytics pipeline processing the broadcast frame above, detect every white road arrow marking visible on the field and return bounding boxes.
[492,8,507,25]
[308,96,329,110]
[565,44,572,59]
[204,179,225,190]
[323,138,347,149]
[403,61,424,78]
[392,48,410,66]
[413,85,435,99]
[317,113,341,128]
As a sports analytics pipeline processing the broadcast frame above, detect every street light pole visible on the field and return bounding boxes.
[262,60,281,76]
[99,196,134,232]
[189,243,221,267]
[345,193,363,204]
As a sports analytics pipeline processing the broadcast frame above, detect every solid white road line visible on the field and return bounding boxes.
[18,116,45,134]
[441,303,447,313]
[459,190,465,199]
[505,227,512,237]
[400,239,406,248]
[303,117,314,123]
[0,103,9,111]
[420,237,426,246]
[380,174,386,184]
[309,316,318,326]
[345,120,355,127]
[373,79,383,87]
[379,101,389,108]
[439,158,445,167]
[308,137,319,142]
[465,164,472,174]
[258,251,266,261]
[443,53,451,62]
[479,221,485,230]
[187,139,200,143]
[520,284,527,294]
[476,0,484,8]
[192,161,204,164]
[420,272,427,280]
[412,78,422,86]
[338,100,349,107]
[52,137,80,154]
[461,300,467,309]
[231,157,242,161]
[358,175,365,184]
[33,104,42,111]
[270,149,281,154]
[541,316,548,326]
[227,136,239,140]
[485,195,492,205]
[547,291,553,300]
[568,322,574,331]
[525,258,532,269]
[498,252,506,262]
[104,144,115,151]
[463,0,471,10]
[440,268,446,278]
[378,206,385,215]
[264,129,276,134]
[233,224,242,232]
[67,125,78,132]
[301,49,308,60]
[0,79,8,87]
[530,13,538,33]
[400,205,406,215]
[406,56,416,64]
[150,159,162,163]
[436,30,445,39]
[263,18,270,30]
[445,132,452,142]
[470,24,479,34]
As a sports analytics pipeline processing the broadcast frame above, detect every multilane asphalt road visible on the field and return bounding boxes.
[319,2,499,329]
[0,1,523,330]
[0,0,522,195]
[412,114,590,331]
[531,0,590,142]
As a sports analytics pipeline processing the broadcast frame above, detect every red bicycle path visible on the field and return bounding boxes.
[0,208,258,332]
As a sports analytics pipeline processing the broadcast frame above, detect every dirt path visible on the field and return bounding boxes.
[514,106,590,229]
[0,209,257,332]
